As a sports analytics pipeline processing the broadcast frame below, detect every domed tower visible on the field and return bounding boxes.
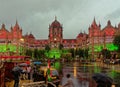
[48,17,63,48]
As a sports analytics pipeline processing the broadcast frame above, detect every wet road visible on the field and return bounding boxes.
[56,61,120,87]
[60,62,96,87]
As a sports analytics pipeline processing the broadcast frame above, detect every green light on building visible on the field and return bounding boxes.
[0,44,23,53]
[89,43,118,52]
[45,49,62,59]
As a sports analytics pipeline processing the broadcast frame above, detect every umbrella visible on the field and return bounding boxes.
[92,73,113,86]
[33,61,42,65]
[19,63,28,67]
[12,66,23,79]
[12,66,23,73]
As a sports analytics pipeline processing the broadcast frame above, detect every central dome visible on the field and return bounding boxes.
[51,17,61,27]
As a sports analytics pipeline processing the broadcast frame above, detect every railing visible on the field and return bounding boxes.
[21,81,56,87]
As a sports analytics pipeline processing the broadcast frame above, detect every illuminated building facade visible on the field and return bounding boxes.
[0,21,22,56]
[0,17,119,58]
[88,18,118,58]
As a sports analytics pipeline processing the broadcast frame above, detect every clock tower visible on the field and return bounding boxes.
[48,17,63,48]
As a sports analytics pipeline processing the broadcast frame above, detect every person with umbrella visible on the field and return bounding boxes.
[26,65,31,80]
[92,73,113,87]
[12,63,23,87]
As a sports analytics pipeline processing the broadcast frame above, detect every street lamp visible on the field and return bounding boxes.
[19,38,25,55]
[111,84,115,87]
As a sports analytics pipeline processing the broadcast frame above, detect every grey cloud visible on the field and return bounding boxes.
[105,8,120,20]
[0,0,120,39]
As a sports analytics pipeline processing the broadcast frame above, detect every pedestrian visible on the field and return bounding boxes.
[32,70,38,82]
[12,64,22,87]
[21,66,27,80]
[62,74,74,87]
[27,65,31,80]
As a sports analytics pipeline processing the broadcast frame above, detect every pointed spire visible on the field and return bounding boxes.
[92,17,97,26]
[99,21,101,28]
[2,23,5,29]
[55,16,57,21]
[10,24,13,30]
[107,20,111,26]
[93,16,96,22]
[14,19,20,30]
[15,20,18,26]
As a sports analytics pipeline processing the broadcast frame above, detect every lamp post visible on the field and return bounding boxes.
[19,38,24,55]
[111,84,115,87]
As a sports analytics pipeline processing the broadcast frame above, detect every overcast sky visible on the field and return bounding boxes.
[0,0,120,39]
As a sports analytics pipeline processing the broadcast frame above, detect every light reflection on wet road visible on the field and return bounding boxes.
[60,62,96,87]
[54,61,120,87]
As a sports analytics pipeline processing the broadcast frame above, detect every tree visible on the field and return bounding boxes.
[38,50,46,60]
[113,35,120,52]
[45,44,50,52]
[78,49,84,58]
[101,49,111,59]
[84,48,89,59]
[69,48,74,58]
[25,49,33,57]
[59,44,64,50]
[34,48,39,59]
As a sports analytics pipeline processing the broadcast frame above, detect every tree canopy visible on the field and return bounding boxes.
[113,35,120,52]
